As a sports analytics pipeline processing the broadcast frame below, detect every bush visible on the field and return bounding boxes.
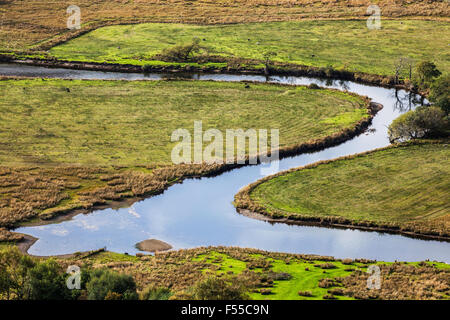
[429,75,450,115]
[85,268,138,300]
[27,259,74,300]
[308,83,321,89]
[158,38,201,62]
[0,247,77,300]
[140,286,172,300]
[192,276,249,300]
[388,106,448,142]
[298,290,313,297]
[413,61,441,89]
[0,246,35,299]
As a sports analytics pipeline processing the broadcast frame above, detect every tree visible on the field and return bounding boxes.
[262,51,277,76]
[388,106,448,142]
[413,61,441,89]
[393,57,414,85]
[27,258,74,300]
[85,268,138,300]
[429,74,450,115]
[0,246,35,299]
[192,276,249,300]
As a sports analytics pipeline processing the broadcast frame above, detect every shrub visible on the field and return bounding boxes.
[192,276,249,300]
[429,75,450,115]
[267,272,292,281]
[85,268,138,300]
[388,106,448,142]
[158,38,201,62]
[27,259,74,300]
[140,286,172,300]
[341,258,353,265]
[298,290,313,297]
[0,246,35,299]
[308,83,321,89]
[141,64,153,73]
[328,288,344,296]
[413,61,441,89]
[259,288,272,295]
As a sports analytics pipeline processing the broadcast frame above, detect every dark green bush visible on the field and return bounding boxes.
[0,246,34,299]
[85,268,138,300]
[429,74,449,115]
[388,106,448,142]
[413,61,441,89]
[27,258,74,300]
[0,247,77,300]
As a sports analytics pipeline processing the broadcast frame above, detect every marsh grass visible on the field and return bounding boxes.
[61,247,450,300]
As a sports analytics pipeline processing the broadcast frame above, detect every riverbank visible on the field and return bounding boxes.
[0,55,404,90]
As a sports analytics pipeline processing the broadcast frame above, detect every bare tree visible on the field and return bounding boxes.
[393,57,414,85]
[263,51,277,76]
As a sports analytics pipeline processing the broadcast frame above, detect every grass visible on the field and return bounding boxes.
[0,79,368,166]
[0,78,369,230]
[1,0,448,52]
[241,141,450,236]
[194,251,355,300]
[70,247,450,300]
[48,20,450,76]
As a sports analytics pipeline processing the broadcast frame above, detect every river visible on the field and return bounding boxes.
[2,63,449,262]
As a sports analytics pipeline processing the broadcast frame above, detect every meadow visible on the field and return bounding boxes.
[235,141,450,237]
[1,0,448,52]
[0,79,368,166]
[47,20,450,77]
[0,1,449,301]
[64,246,450,300]
[0,78,369,232]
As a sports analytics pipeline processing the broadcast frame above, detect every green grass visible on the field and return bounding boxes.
[49,20,450,76]
[188,250,450,300]
[248,142,450,232]
[195,251,356,300]
[0,79,367,166]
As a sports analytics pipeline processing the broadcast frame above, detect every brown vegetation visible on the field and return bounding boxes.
[0,162,229,240]
[341,262,450,300]
[1,1,449,52]
[59,246,450,300]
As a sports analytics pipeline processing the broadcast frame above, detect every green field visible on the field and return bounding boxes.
[242,141,450,236]
[193,251,355,300]
[48,20,450,76]
[0,79,367,166]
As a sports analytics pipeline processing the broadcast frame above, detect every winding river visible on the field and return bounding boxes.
[2,63,449,262]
